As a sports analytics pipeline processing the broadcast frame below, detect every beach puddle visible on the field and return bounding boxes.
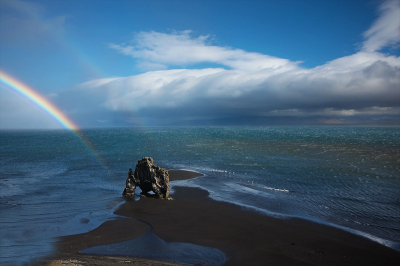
[81,228,225,266]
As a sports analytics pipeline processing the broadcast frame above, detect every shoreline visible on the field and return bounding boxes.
[38,170,399,266]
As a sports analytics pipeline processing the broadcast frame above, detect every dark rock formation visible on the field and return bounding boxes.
[123,157,170,199]
[122,168,136,196]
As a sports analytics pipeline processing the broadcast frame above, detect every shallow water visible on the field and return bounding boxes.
[82,219,225,266]
[1,126,399,265]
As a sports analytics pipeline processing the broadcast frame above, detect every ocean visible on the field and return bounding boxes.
[1,126,399,265]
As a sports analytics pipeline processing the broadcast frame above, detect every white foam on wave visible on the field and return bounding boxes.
[170,178,287,218]
[258,184,289,193]
[0,182,24,197]
[222,182,275,198]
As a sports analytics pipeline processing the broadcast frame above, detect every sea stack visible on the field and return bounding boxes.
[123,157,170,199]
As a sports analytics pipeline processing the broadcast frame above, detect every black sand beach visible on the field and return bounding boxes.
[38,170,400,266]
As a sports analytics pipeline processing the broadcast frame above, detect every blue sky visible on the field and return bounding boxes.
[0,0,399,128]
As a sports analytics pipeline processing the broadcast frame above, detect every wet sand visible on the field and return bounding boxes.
[39,170,399,265]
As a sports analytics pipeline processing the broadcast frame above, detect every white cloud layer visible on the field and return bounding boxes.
[65,0,400,126]
[110,30,298,72]
[362,0,400,52]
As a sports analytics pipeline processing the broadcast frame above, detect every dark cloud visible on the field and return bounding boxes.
[363,60,400,79]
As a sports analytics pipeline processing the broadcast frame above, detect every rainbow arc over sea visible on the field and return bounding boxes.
[0,69,113,179]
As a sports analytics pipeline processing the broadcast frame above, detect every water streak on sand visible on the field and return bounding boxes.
[82,218,226,266]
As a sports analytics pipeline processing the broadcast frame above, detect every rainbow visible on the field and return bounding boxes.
[0,70,79,131]
[0,69,114,180]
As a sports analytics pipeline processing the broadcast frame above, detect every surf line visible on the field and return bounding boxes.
[0,69,114,180]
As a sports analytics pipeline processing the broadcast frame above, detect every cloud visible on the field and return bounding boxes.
[109,30,298,72]
[0,0,69,47]
[362,0,400,52]
[267,107,400,117]
[62,0,400,126]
